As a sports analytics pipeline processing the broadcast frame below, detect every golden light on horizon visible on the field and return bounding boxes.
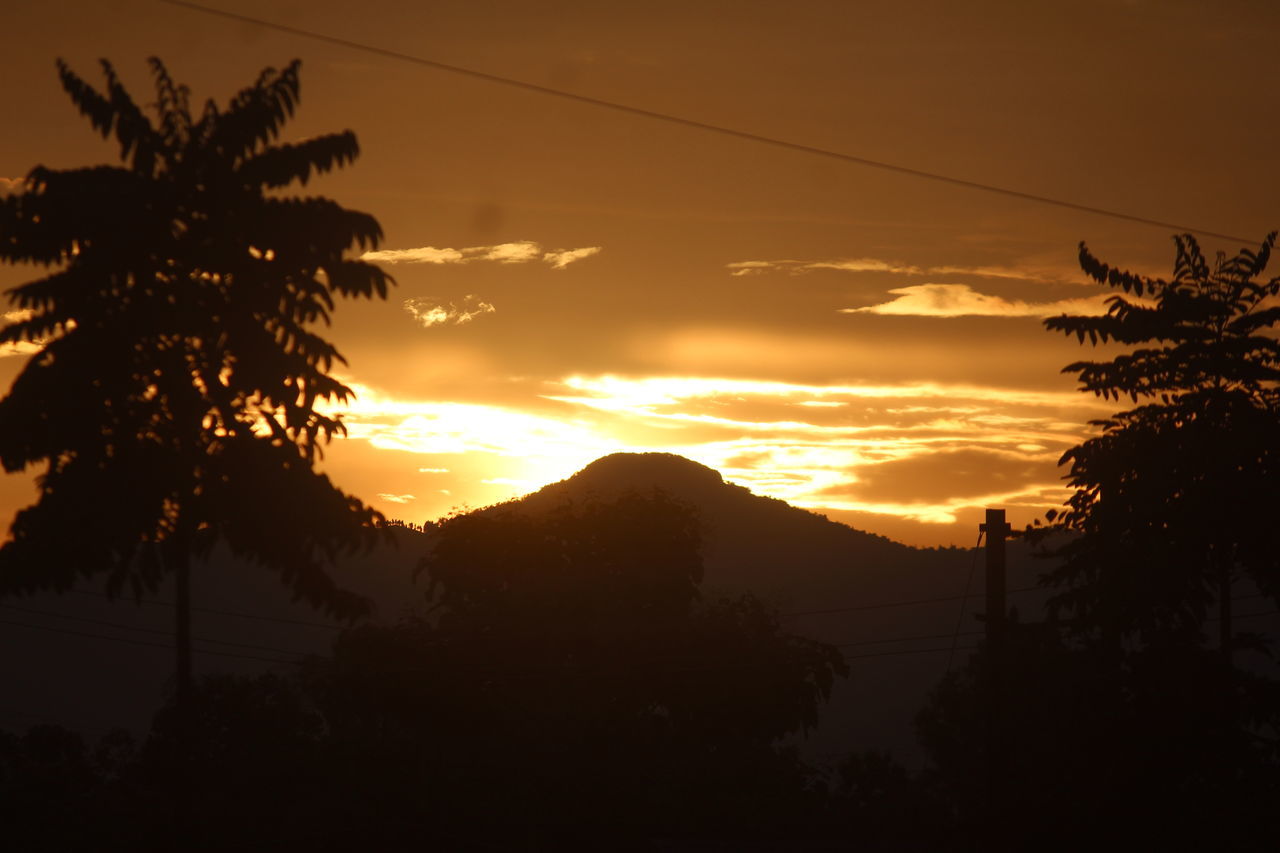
[323,373,1095,536]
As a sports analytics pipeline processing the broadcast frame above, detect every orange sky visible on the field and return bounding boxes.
[2,0,1277,546]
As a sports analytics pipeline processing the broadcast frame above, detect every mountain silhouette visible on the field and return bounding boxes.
[2,452,1049,764]
[512,452,917,609]
[463,452,1050,763]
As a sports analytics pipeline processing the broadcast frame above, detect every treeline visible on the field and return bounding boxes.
[5,493,1277,850]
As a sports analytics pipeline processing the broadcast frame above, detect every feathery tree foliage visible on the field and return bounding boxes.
[0,59,391,633]
[1038,233,1280,646]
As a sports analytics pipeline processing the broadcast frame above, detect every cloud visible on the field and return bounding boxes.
[326,372,1096,538]
[479,241,543,263]
[726,257,1058,282]
[376,493,417,504]
[365,247,467,264]
[930,264,1053,282]
[816,447,1055,504]
[842,283,1110,318]
[535,373,1095,523]
[727,257,922,276]
[363,241,601,269]
[543,246,603,269]
[404,295,496,327]
[549,374,1101,413]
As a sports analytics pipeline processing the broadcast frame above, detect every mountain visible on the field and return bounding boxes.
[514,452,936,609]
[1,452,1051,765]
[475,453,1051,763]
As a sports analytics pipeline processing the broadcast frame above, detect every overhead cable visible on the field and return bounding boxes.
[157,0,1254,244]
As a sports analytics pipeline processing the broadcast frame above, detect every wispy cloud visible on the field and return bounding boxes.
[534,373,1098,523]
[543,246,603,269]
[368,247,467,264]
[727,257,1059,282]
[843,283,1109,318]
[478,242,542,263]
[404,295,496,327]
[364,240,601,269]
[376,493,417,504]
[930,264,1053,282]
[728,257,921,277]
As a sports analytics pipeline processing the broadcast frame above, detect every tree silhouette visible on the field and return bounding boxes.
[308,491,846,844]
[0,60,391,705]
[1037,233,1280,649]
[915,617,1280,852]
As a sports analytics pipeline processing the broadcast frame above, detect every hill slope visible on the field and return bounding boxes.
[509,452,969,609]
[480,453,1049,762]
[2,452,1049,765]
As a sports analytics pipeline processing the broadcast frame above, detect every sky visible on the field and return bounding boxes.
[1,0,1277,546]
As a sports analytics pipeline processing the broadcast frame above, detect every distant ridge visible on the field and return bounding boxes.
[503,452,916,610]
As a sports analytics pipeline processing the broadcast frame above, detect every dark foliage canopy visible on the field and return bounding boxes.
[1038,233,1280,641]
[0,59,391,615]
[308,492,847,840]
[916,618,1280,852]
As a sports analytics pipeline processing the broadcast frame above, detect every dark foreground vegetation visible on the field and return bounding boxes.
[1,59,1278,851]
[2,491,1277,851]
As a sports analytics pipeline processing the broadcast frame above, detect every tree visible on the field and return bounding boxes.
[915,617,1280,852]
[308,491,847,844]
[0,59,391,697]
[1037,233,1280,649]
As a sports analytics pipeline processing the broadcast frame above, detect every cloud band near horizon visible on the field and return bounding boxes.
[846,283,1110,317]
[363,241,601,269]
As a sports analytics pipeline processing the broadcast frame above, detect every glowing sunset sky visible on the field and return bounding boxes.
[2,0,1277,545]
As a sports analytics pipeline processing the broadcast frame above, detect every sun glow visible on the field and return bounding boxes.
[330,381,618,492]
[325,373,1092,535]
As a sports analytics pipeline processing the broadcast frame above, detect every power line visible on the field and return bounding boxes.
[834,609,1279,653]
[0,618,299,666]
[65,580,1274,630]
[18,566,1274,671]
[845,644,979,662]
[68,589,343,631]
[837,628,981,649]
[946,531,984,673]
[783,584,1044,620]
[0,603,314,658]
[157,0,1254,245]
[2,602,1272,678]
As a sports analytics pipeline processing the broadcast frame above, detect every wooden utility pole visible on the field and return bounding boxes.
[981,508,1009,652]
[979,508,1010,851]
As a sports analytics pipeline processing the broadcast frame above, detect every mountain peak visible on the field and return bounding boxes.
[567,452,727,494]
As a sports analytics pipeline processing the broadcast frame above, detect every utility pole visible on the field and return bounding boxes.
[981,508,1009,655]
[979,508,1010,852]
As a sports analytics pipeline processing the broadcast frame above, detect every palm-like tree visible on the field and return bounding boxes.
[1040,234,1280,652]
[0,58,393,698]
